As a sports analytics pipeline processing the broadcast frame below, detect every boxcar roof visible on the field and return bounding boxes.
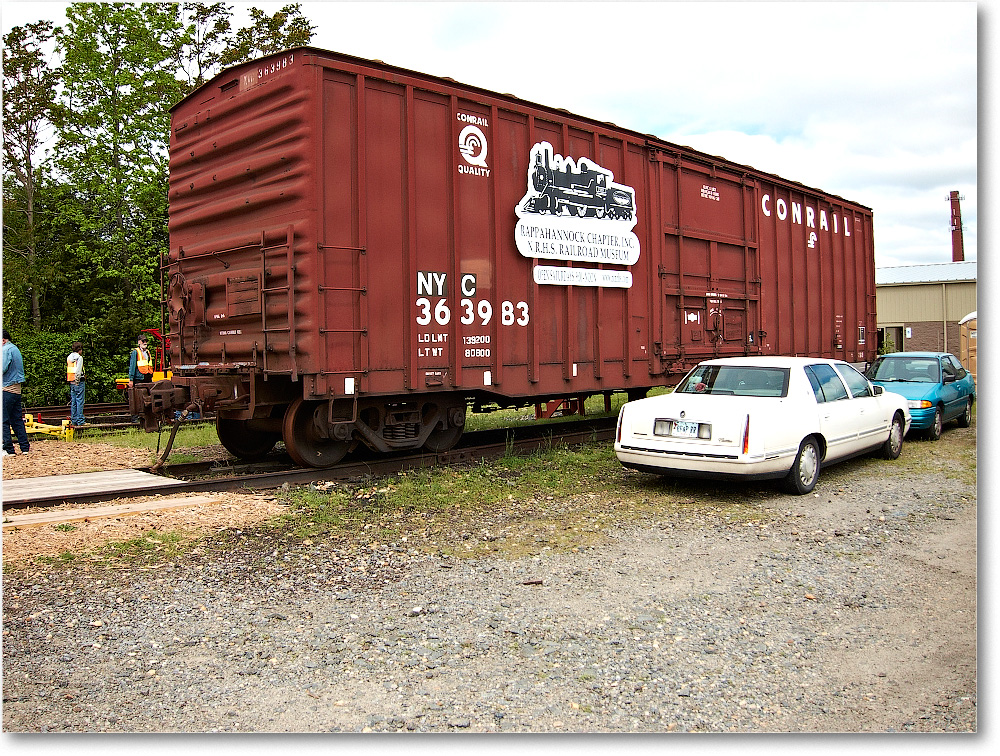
[174,46,873,213]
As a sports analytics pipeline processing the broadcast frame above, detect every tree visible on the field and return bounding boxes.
[174,2,234,93]
[2,20,59,331]
[218,2,315,67]
[50,2,186,333]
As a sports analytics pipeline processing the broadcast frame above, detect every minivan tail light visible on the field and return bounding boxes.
[742,415,750,454]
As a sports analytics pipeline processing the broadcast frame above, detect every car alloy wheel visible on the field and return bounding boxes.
[957,398,973,428]
[927,407,943,441]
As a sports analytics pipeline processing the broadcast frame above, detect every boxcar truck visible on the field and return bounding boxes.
[132,47,876,468]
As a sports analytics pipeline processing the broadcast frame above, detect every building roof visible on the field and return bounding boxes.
[876,261,977,285]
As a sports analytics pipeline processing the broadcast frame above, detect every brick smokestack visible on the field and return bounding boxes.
[949,190,965,262]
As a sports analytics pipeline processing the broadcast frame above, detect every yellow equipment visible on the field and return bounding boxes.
[23,414,74,441]
[115,370,171,391]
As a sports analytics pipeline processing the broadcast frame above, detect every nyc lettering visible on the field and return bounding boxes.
[415,271,529,328]
[760,194,851,237]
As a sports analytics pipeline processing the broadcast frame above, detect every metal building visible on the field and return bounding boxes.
[875,261,977,355]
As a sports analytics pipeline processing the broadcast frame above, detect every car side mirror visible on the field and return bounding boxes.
[943,374,956,384]
[872,384,884,395]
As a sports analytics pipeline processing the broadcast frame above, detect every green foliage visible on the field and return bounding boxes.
[878,331,897,355]
[2,2,317,404]
[2,19,59,331]
[218,3,315,67]
[50,2,180,321]
[11,326,137,405]
[175,2,234,91]
[100,529,187,562]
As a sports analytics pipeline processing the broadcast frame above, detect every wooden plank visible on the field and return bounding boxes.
[3,495,221,529]
[1,469,186,507]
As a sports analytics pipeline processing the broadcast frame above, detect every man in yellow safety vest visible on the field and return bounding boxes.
[67,340,86,427]
[128,334,154,388]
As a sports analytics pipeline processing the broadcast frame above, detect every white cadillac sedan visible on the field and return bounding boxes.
[615,356,911,494]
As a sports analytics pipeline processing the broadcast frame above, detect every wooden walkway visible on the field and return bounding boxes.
[1,469,188,509]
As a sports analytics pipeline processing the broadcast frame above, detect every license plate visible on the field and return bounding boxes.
[673,420,699,438]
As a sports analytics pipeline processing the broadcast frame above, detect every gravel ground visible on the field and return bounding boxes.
[2,433,977,733]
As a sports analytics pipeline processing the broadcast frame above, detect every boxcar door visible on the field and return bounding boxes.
[651,150,760,367]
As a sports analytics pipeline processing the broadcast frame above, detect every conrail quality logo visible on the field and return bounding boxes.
[457,112,490,177]
[515,142,639,288]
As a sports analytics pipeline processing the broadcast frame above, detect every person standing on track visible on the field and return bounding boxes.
[128,334,154,423]
[2,329,30,456]
[128,334,154,388]
[67,341,86,428]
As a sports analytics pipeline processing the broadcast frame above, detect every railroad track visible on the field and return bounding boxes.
[3,417,618,511]
[23,402,214,431]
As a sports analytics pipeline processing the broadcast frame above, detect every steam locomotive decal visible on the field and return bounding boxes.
[518,142,636,220]
[515,141,640,281]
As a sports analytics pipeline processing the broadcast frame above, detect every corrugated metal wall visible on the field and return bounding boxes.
[876,280,976,355]
[876,281,976,323]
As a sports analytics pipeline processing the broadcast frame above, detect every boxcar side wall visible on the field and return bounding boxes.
[756,181,876,364]
[166,48,876,415]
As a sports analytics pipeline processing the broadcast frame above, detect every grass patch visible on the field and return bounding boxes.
[75,422,221,453]
[276,436,771,560]
[30,529,195,568]
[99,529,189,563]
[847,424,977,486]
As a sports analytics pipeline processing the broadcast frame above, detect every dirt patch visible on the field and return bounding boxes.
[2,439,285,565]
[2,492,287,565]
[1,439,153,479]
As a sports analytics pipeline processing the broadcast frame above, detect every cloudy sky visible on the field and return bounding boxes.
[2,0,982,270]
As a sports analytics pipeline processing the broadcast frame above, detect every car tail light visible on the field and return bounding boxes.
[616,409,624,442]
[742,415,750,454]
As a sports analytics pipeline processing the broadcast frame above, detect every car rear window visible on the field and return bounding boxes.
[676,366,789,397]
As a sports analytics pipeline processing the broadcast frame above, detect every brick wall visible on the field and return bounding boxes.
[903,320,962,353]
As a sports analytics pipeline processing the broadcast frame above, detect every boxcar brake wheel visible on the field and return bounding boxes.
[283,397,350,468]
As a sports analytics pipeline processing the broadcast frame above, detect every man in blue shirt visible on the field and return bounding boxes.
[2,329,30,456]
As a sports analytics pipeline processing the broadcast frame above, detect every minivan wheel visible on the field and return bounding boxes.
[783,437,820,495]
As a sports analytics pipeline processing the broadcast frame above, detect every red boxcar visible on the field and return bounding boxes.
[138,47,876,467]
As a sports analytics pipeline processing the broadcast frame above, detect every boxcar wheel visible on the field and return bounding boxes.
[423,405,466,453]
[216,418,278,461]
[283,397,350,468]
[782,437,820,495]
